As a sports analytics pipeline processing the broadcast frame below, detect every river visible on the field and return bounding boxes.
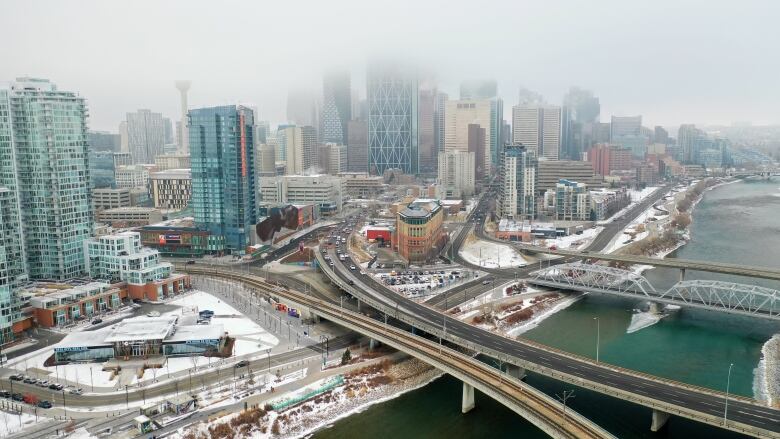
[312,179,780,439]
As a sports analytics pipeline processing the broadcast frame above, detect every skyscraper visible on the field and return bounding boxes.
[563,87,600,123]
[610,115,642,139]
[367,62,418,175]
[175,80,191,154]
[277,125,316,174]
[320,71,351,145]
[126,109,165,164]
[189,105,256,253]
[498,144,537,220]
[445,100,493,175]
[434,91,448,156]
[417,85,437,173]
[1,78,93,280]
[678,124,700,164]
[512,105,562,160]
[347,120,368,173]
[287,89,318,127]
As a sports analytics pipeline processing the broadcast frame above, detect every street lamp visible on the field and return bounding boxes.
[556,389,575,427]
[724,363,734,425]
[593,317,600,362]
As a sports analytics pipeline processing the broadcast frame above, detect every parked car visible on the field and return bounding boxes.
[235,360,249,368]
[36,380,49,387]
[37,400,52,409]
[68,388,83,395]
[11,393,24,401]
[48,383,63,391]
[350,265,357,270]
[0,391,10,398]
[23,377,37,384]
[186,260,196,265]
[8,374,23,381]
[146,311,161,317]
[91,318,103,325]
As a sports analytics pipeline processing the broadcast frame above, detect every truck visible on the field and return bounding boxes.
[287,308,300,318]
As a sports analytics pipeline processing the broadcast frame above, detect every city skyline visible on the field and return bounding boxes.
[2,0,779,131]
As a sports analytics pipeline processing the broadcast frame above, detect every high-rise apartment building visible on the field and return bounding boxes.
[468,124,487,181]
[367,63,418,175]
[189,105,257,253]
[277,125,316,175]
[678,124,701,164]
[498,144,537,220]
[437,150,475,199]
[126,109,166,164]
[512,105,561,160]
[150,168,192,211]
[1,78,93,281]
[321,71,351,145]
[588,144,633,176]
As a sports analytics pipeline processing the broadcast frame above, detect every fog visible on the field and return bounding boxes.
[2,0,778,131]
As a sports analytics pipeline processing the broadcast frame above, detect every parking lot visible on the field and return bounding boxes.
[374,269,476,299]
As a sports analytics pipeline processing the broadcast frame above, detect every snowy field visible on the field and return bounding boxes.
[459,238,529,268]
[5,291,279,390]
[538,226,603,250]
[0,411,40,438]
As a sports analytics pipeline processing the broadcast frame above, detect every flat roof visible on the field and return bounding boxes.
[166,324,224,343]
[56,330,112,350]
[104,316,177,343]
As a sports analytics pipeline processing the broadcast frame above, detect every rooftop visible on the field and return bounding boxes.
[103,316,177,343]
[167,324,224,342]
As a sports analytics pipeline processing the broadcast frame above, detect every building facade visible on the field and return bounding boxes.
[154,153,190,170]
[346,120,368,173]
[498,145,538,220]
[1,78,93,281]
[93,188,132,211]
[150,168,191,210]
[260,175,342,216]
[512,105,561,160]
[395,199,445,264]
[126,109,166,164]
[115,164,150,189]
[190,105,257,254]
[437,151,475,199]
[367,63,418,175]
[321,71,351,145]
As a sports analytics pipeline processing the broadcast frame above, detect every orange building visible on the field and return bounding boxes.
[395,199,445,265]
[29,282,129,328]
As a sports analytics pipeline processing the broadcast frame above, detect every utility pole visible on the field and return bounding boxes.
[724,362,734,425]
[593,317,600,362]
[556,390,575,428]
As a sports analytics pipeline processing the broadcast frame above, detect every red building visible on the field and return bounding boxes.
[366,227,393,245]
[589,144,633,176]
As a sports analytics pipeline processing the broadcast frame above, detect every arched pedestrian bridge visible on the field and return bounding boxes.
[529,262,780,320]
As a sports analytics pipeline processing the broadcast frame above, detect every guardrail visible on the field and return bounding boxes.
[313,250,779,439]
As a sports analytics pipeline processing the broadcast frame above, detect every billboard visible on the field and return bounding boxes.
[158,234,182,244]
[255,205,301,244]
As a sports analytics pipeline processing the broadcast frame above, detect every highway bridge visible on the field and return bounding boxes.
[182,266,614,439]
[529,262,780,320]
[315,247,780,438]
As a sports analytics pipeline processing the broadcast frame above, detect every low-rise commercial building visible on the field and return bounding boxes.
[53,316,227,362]
[140,218,217,257]
[340,173,384,199]
[260,174,342,216]
[537,160,604,195]
[97,207,163,227]
[29,282,127,328]
[154,153,190,171]
[93,188,132,211]
[115,164,151,189]
[395,199,445,265]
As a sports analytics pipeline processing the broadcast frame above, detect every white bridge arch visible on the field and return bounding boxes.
[529,262,780,320]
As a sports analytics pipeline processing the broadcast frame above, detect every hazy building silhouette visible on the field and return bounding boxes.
[347,120,368,173]
[126,109,165,164]
[320,71,351,145]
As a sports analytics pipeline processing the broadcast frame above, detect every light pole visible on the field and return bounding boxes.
[724,363,734,425]
[593,317,600,362]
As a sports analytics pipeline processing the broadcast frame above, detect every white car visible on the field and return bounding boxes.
[350,265,357,270]
[146,311,160,317]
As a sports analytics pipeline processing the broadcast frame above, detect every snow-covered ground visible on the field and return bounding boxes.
[626,311,664,333]
[754,334,780,407]
[538,226,603,250]
[459,238,529,268]
[5,291,280,390]
[0,411,40,438]
[597,186,660,225]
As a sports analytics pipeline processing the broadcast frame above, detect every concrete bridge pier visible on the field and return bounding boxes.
[648,302,662,314]
[506,364,526,380]
[462,382,475,413]
[650,409,670,432]
[679,268,686,282]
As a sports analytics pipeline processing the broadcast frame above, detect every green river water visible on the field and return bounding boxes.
[313,179,780,439]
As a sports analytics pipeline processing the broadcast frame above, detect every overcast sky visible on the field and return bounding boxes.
[2,0,778,132]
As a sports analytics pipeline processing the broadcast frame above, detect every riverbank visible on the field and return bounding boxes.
[172,357,442,439]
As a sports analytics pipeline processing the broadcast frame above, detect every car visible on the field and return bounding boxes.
[91,318,103,325]
[11,393,23,402]
[196,319,210,325]
[48,383,63,391]
[146,311,160,317]
[37,400,52,409]
[347,280,354,286]
[482,280,492,285]
[132,298,143,304]
[8,374,23,381]
[0,391,10,398]
[68,388,83,395]
[350,265,356,270]
[23,377,37,384]
[235,360,249,368]
[186,260,196,265]
[37,380,50,387]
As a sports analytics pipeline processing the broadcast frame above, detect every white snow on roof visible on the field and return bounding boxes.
[167,324,225,342]
[103,316,177,343]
